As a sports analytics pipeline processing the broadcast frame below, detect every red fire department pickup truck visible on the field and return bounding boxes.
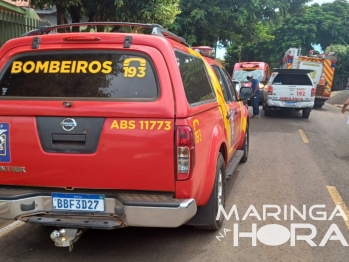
[0,22,251,250]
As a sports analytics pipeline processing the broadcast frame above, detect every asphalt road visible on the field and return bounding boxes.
[1,103,349,261]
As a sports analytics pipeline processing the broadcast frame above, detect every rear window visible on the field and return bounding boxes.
[175,50,216,105]
[272,73,312,86]
[0,51,159,100]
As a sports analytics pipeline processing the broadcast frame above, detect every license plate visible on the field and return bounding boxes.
[52,193,105,212]
[285,101,296,105]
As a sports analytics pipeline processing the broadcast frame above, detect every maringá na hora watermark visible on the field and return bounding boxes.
[215,204,349,246]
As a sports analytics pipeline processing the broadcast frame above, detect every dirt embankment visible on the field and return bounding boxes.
[326,90,349,105]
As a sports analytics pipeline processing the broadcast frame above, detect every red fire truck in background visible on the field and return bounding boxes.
[281,48,337,108]
[232,62,270,104]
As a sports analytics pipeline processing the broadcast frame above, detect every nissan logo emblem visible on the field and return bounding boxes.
[61,118,77,132]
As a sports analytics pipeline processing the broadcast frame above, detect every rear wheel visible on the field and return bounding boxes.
[194,153,226,231]
[240,123,249,163]
[264,104,271,116]
[302,108,311,118]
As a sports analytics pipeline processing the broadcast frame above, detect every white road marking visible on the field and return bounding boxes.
[0,220,25,238]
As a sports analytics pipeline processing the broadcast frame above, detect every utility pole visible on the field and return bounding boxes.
[215,37,219,59]
[239,45,242,62]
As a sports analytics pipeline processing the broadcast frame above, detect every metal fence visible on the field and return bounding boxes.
[0,10,51,47]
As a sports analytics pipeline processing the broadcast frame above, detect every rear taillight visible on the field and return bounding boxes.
[311,88,315,97]
[176,126,195,180]
[268,85,273,95]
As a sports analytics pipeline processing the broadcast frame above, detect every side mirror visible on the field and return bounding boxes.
[239,87,253,100]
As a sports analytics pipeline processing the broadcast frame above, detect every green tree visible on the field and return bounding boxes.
[326,44,349,90]
[317,0,349,49]
[30,0,82,31]
[30,0,180,32]
[168,0,309,48]
[268,0,349,56]
[224,22,277,72]
[113,0,180,28]
[224,0,349,73]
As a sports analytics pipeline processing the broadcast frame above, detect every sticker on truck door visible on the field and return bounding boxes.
[229,109,235,147]
[193,119,202,144]
[0,123,10,162]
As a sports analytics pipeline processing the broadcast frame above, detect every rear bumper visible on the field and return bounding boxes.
[0,188,197,229]
[315,97,329,105]
[315,96,330,100]
[266,100,314,108]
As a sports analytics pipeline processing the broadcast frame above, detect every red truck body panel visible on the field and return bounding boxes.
[0,34,178,191]
[0,31,248,207]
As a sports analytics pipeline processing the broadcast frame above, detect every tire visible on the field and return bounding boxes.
[194,153,226,231]
[240,123,249,163]
[302,108,311,118]
[314,104,323,109]
[264,105,271,116]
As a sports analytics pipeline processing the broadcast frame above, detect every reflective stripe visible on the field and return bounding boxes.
[323,59,335,95]
[299,57,323,63]
[203,59,232,147]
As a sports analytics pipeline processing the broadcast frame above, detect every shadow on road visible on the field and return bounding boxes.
[1,221,219,260]
[262,109,311,120]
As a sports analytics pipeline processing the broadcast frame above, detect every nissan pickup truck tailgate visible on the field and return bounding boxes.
[0,44,176,191]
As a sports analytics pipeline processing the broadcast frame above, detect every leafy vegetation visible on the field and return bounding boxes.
[30,0,181,31]
[224,0,349,79]
[29,0,349,89]
[326,44,349,90]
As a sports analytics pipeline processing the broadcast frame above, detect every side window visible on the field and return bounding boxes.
[175,51,216,105]
[272,74,283,84]
[269,72,277,84]
[220,68,237,101]
[212,65,231,103]
[234,81,241,94]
